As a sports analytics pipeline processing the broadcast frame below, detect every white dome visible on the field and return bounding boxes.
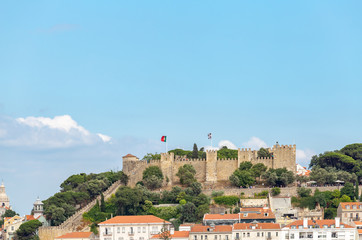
[34,198,43,205]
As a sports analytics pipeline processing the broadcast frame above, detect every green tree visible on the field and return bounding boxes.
[251,163,268,179]
[229,170,255,187]
[262,168,295,187]
[143,175,163,190]
[309,152,356,172]
[271,187,281,196]
[324,208,337,219]
[143,166,163,180]
[340,143,362,161]
[2,209,18,218]
[217,148,238,159]
[356,179,359,201]
[341,182,355,200]
[15,220,42,240]
[192,143,198,159]
[239,162,253,171]
[297,187,312,198]
[176,164,197,186]
[100,193,106,212]
[257,148,272,158]
[142,153,161,162]
[180,202,198,223]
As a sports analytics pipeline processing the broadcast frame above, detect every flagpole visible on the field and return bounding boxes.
[166,140,168,153]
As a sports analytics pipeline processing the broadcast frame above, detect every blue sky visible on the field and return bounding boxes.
[1,1,362,215]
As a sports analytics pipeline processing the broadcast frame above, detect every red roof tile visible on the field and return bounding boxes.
[151,231,190,239]
[204,214,239,220]
[286,220,353,229]
[233,223,281,230]
[55,232,93,239]
[123,154,137,158]
[340,202,362,210]
[99,215,170,225]
[204,209,275,220]
[191,225,232,233]
[26,215,36,221]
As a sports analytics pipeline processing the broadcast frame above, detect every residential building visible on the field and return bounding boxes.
[3,215,24,240]
[281,218,356,240]
[337,202,362,224]
[203,208,275,225]
[55,232,97,240]
[98,215,171,240]
[189,225,232,240]
[232,223,281,240]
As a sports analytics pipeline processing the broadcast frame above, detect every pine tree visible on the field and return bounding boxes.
[100,193,106,212]
[192,143,198,159]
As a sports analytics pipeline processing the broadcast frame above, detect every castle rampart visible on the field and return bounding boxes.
[122,143,296,186]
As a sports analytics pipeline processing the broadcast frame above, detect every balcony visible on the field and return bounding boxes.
[128,232,135,236]
[103,233,112,236]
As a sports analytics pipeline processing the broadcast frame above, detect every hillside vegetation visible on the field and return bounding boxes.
[43,171,128,226]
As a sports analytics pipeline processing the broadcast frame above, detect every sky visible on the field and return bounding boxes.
[1,1,362,215]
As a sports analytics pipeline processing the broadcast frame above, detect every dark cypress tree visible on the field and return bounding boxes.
[192,143,198,158]
[100,193,106,212]
[356,179,359,201]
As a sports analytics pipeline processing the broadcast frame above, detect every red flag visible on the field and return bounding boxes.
[161,136,167,142]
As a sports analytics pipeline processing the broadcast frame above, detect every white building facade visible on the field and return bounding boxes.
[98,215,171,240]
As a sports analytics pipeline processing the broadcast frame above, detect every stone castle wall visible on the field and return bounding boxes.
[123,144,296,187]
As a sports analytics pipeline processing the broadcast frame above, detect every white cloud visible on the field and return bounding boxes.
[0,115,110,148]
[97,133,112,143]
[296,149,315,167]
[218,140,237,150]
[242,136,268,149]
[16,115,89,135]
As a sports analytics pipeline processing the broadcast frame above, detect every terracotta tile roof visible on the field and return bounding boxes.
[204,209,275,220]
[285,220,353,229]
[99,215,170,225]
[358,229,362,234]
[151,231,190,239]
[26,215,36,221]
[191,225,232,233]
[233,223,281,230]
[123,154,136,158]
[354,221,362,225]
[204,214,239,220]
[340,202,362,210]
[55,232,93,239]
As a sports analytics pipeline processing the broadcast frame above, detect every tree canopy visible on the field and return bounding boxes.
[176,164,197,186]
[16,220,42,240]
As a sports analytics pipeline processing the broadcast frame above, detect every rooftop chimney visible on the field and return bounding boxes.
[335,217,340,228]
[303,218,308,228]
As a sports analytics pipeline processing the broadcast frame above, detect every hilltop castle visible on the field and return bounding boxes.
[122,143,296,186]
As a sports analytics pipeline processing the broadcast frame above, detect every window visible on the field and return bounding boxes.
[257,233,260,237]
[152,226,158,234]
[340,225,344,228]
[139,237,144,240]
[331,232,337,238]
[215,235,218,240]
[201,235,203,240]
[117,227,120,233]
[353,205,357,209]
[264,213,268,216]
[205,235,208,240]
[235,233,239,239]
[130,227,134,234]
[290,233,294,239]
[243,233,245,237]
[261,232,264,237]
[276,232,278,237]
[226,235,228,240]
[350,213,353,217]
[247,233,250,237]
[346,205,350,209]
[143,227,146,233]
[194,236,197,240]
[138,227,141,233]
[298,225,303,229]
[122,227,125,233]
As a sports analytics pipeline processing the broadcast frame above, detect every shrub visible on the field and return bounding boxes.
[211,191,224,198]
[213,196,240,206]
[271,187,281,196]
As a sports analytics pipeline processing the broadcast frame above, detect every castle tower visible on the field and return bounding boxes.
[272,144,296,173]
[122,154,139,175]
[206,150,218,183]
[160,152,174,186]
[0,182,10,208]
[33,197,44,219]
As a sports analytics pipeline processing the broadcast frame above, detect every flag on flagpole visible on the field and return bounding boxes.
[161,136,167,142]
[208,133,212,139]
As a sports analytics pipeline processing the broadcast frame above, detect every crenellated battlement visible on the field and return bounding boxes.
[217,158,238,161]
[122,142,296,187]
